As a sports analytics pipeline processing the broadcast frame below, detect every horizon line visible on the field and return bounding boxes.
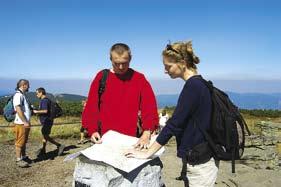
[2,77,281,81]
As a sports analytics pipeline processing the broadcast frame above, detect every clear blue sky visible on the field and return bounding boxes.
[0,0,281,94]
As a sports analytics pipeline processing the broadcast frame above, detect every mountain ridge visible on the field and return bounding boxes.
[1,91,281,110]
[157,92,281,110]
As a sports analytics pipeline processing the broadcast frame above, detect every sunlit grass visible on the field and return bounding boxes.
[0,123,81,142]
[242,113,281,134]
[0,115,81,142]
[1,113,281,142]
[0,116,80,126]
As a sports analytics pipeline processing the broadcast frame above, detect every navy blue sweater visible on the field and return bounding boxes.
[156,75,212,158]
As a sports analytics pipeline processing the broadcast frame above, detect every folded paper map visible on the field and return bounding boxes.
[64,130,165,172]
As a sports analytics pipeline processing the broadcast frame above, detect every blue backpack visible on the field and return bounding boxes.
[3,95,16,122]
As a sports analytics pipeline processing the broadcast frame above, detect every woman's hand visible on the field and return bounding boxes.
[124,149,151,159]
[125,141,163,159]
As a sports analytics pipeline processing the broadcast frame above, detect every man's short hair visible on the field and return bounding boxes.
[16,79,29,90]
[110,43,131,60]
[36,87,46,95]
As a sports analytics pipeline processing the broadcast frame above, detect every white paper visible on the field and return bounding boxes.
[64,130,165,173]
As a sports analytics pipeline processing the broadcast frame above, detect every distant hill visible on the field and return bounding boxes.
[55,94,87,102]
[156,92,281,110]
[1,91,281,110]
[0,92,86,104]
[227,92,281,110]
[156,95,179,108]
[0,90,12,97]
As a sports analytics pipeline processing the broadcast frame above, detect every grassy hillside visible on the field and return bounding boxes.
[55,93,87,102]
[0,116,81,142]
[160,106,281,134]
[1,110,280,142]
[1,101,280,142]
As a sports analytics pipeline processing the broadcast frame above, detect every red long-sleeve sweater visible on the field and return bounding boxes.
[82,68,159,137]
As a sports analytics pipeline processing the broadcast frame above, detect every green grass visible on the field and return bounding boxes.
[0,115,82,142]
[0,116,81,126]
[1,113,281,142]
[241,113,281,134]
[0,123,81,142]
[161,107,281,135]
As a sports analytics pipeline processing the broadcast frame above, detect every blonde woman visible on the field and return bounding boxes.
[125,41,219,187]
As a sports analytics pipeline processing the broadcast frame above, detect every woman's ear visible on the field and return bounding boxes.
[177,60,186,71]
[179,59,186,65]
[179,60,187,69]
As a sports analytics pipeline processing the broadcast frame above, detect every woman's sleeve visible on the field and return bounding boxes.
[156,82,201,145]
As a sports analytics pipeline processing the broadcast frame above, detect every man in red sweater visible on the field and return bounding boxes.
[82,43,159,149]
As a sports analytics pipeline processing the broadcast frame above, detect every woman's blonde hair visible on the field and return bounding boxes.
[162,41,200,69]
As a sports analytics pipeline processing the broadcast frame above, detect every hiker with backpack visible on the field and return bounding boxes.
[82,43,159,148]
[79,43,162,185]
[33,87,65,157]
[125,41,219,187]
[12,79,33,168]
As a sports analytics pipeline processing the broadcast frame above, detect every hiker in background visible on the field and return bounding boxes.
[125,41,219,187]
[13,79,33,168]
[78,100,88,144]
[159,109,169,131]
[82,43,159,148]
[33,87,65,157]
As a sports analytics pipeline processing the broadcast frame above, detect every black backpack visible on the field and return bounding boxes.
[46,98,63,120]
[196,76,251,173]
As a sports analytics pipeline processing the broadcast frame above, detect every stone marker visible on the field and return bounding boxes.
[73,155,164,187]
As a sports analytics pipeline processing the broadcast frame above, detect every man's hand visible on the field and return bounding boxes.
[15,105,30,127]
[134,130,151,149]
[91,132,102,144]
[23,121,31,128]
[33,110,47,114]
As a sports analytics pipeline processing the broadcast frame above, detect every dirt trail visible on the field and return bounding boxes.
[0,138,280,187]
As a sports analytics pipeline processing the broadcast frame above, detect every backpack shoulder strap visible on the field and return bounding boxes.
[9,92,16,103]
[43,97,52,110]
[193,75,214,92]
[15,90,28,108]
[98,69,109,111]
[44,97,52,104]
[191,76,219,156]
[97,69,109,136]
